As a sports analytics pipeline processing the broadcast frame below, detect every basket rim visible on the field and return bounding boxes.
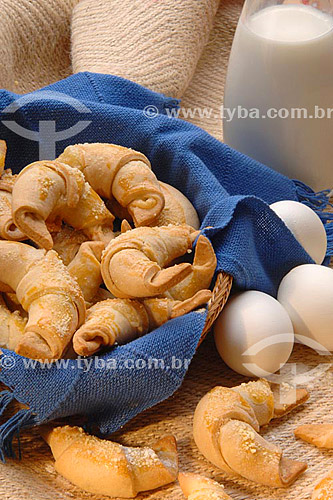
[198,271,233,346]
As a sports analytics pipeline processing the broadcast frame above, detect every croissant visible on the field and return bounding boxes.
[12,160,115,250]
[109,181,200,229]
[3,292,26,316]
[52,225,88,265]
[101,225,200,298]
[41,425,178,498]
[0,294,26,350]
[295,424,333,448]
[0,140,6,176]
[0,171,26,241]
[193,379,308,488]
[179,473,233,500]
[90,287,114,305]
[312,470,333,500]
[0,241,86,360]
[73,290,211,357]
[166,235,216,301]
[67,241,105,303]
[57,142,165,227]
[153,182,200,228]
[0,143,25,241]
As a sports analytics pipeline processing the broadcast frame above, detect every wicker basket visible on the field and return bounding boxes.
[199,271,233,345]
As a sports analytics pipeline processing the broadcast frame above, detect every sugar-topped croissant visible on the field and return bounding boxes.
[109,181,200,229]
[101,225,200,298]
[90,287,114,305]
[41,425,178,498]
[52,225,88,265]
[166,235,216,301]
[179,473,233,500]
[67,241,105,303]
[0,241,86,360]
[312,470,333,500]
[0,140,6,177]
[193,379,309,488]
[58,142,165,227]
[0,171,26,241]
[0,294,26,351]
[153,182,200,228]
[73,290,211,357]
[12,160,115,250]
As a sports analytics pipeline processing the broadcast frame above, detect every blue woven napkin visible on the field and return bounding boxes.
[0,72,331,460]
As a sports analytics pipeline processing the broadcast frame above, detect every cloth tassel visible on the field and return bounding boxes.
[0,409,37,461]
[294,179,333,257]
[0,390,15,417]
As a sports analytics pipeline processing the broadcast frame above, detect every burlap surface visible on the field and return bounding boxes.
[0,1,332,499]
[0,338,332,500]
[0,0,79,94]
[0,0,241,140]
[72,0,220,100]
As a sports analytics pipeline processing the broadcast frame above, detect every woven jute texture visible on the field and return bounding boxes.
[71,0,221,100]
[0,0,79,94]
[1,1,332,499]
[0,338,332,500]
[0,0,241,140]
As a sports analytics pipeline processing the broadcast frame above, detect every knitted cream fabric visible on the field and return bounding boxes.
[71,0,220,99]
[0,0,79,94]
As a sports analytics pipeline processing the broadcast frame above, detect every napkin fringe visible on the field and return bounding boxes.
[294,179,333,257]
[0,401,37,462]
[0,390,15,417]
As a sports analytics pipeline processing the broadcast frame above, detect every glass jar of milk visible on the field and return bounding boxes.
[223,0,333,191]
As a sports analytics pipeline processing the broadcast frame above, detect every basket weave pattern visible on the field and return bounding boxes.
[201,272,233,344]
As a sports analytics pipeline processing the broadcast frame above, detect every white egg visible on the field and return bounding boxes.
[278,264,333,352]
[214,290,294,377]
[270,200,327,264]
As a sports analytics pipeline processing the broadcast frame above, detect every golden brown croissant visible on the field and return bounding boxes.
[101,225,200,298]
[12,160,115,250]
[152,182,200,228]
[52,225,88,265]
[109,181,200,229]
[42,425,178,498]
[0,171,26,241]
[193,379,308,488]
[57,142,165,226]
[0,140,6,177]
[0,294,26,350]
[73,290,211,357]
[179,473,233,500]
[295,424,333,449]
[67,241,105,303]
[89,287,114,305]
[166,235,216,301]
[0,241,86,360]
[312,470,333,500]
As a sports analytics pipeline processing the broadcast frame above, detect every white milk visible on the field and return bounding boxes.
[223,5,333,191]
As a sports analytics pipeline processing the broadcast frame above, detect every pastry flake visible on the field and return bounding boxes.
[179,473,233,500]
[295,424,333,449]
